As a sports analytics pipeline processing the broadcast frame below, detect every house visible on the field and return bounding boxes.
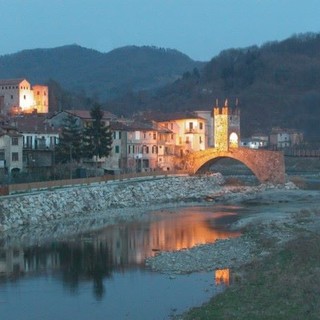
[241,133,269,149]
[0,78,48,114]
[0,125,23,174]
[269,128,303,149]
[11,115,59,169]
[47,109,117,129]
[104,121,129,173]
[193,110,214,148]
[154,112,206,156]
[109,119,175,172]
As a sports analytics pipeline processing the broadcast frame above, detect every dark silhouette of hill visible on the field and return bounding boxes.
[0,44,203,100]
[107,33,320,140]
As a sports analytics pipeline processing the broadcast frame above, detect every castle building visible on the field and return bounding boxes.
[0,79,48,114]
[213,99,240,151]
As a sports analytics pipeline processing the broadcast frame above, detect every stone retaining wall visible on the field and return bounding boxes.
[0,174,224,232]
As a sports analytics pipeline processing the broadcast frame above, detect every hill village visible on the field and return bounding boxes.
[0,78,305,181]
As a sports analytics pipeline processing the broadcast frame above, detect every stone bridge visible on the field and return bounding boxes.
[183,148,285,184]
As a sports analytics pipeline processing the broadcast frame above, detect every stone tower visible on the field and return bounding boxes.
[213,99,240,151]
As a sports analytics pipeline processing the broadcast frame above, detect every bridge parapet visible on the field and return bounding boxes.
[182,147,285,184]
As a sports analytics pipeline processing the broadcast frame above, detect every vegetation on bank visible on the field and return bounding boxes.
[180,210,320,320]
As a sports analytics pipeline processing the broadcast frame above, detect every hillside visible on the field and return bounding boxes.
[107,33,320,140]
[0,44,203,100]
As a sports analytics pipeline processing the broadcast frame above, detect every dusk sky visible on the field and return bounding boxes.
[1,0,320,61]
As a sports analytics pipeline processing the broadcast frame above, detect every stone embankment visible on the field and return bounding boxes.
[0,174,225,232]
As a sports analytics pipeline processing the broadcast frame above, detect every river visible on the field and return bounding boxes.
[0,204,247,320]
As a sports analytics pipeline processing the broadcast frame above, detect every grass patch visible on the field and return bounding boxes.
[181,234,320,320]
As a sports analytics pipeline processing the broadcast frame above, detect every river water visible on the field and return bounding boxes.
[0,204,247,320]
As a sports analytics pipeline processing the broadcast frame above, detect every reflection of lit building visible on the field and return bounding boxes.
[215,268,230,286]
[0,248,25,275]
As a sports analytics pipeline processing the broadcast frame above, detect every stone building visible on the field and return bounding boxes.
[213,99,240,150]
[0,79,48,114]
[269,128,304,149]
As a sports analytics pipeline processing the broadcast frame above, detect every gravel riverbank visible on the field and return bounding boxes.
[145,186,320,275]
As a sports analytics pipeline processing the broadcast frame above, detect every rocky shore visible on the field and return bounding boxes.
[146,186,320,276]
[0,173,300,249]
[0,174,225,232]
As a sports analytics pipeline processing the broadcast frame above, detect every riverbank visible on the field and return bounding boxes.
[0,174,224,233]
[0,175,296,248]
[148,185,319,319]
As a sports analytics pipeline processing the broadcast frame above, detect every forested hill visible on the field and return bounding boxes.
[107,33,320,140]
[0,44,203,100]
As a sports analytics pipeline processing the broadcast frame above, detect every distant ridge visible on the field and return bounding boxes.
[0,44,203,100]
[106,33,320,140]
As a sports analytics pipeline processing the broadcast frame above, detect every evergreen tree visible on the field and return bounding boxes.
[83,104,113,161]
[55,114,83,164]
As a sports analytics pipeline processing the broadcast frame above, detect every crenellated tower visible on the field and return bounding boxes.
[213,99,240,151]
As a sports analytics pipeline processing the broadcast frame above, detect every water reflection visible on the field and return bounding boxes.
[0,206,241,298]
[215,268,230,286]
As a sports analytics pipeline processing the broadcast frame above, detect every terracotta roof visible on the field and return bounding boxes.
[0,78,27,86]
[65,109,117,120]
[114,119,173,133]
[0,125,23,137]
[11,115,60,134]
[137,111,205,122]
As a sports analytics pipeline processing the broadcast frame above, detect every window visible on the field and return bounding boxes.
[115,146,120,153]
[12,152,19,161]
[199,122,203,130]
[11,95,13,99]
[26,136,33,148]
[37,91,40,95]
[189,122,193,130]
[119,132,122,139]
[24,95,26,100]
[153,133,156,140]
[113,132,116,139]
[170,123,173,130]
[12,137,19,145]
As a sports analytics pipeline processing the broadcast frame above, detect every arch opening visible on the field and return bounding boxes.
[196,157,259,186]
[229,132,239,148]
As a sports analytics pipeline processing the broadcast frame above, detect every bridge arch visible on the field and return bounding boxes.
[184,148,285,184]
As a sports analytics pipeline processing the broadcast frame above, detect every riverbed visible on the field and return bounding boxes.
[1,203,247,320]
[0,176,319,319]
